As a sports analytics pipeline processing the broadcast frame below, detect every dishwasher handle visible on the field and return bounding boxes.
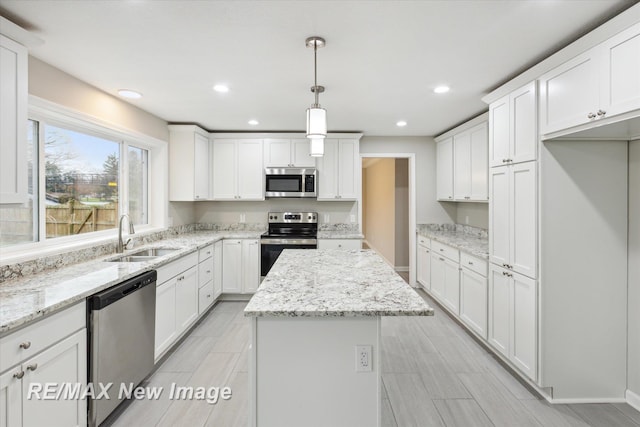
[89,270,157,310]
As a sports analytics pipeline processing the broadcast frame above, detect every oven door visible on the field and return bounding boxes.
[261,238,317,276]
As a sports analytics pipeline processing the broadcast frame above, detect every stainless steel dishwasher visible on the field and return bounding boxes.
[87,270,157,427]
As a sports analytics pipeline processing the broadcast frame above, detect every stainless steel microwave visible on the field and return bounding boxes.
[264,167,317,198]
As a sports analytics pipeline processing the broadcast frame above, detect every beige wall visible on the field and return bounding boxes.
[363,159,396,266]
[456,203,488,229]
[629,139,640,397]
[360,136,456,225]
[394,159,409,268]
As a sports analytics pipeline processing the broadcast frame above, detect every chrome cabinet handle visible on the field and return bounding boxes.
[468,261,473,265]
[19,341,31,350]
[597,109,606,116]
[13,371,24,379]
[502,159,508,163]
[26,364,38,371]
[440,249,444,252]
[439,257,445,261]
[587,112,597,119]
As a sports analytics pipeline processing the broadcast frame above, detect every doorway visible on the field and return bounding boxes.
[359,154,416,284]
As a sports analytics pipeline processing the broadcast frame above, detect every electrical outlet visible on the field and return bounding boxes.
[350,214,356,223]
[465,215,469,225]
[240,213,246,223]
[355,345,372,372]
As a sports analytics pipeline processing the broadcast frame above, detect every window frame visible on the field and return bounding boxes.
[0,96,168,262]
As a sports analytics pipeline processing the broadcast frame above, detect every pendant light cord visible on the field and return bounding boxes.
[314,43,319,107]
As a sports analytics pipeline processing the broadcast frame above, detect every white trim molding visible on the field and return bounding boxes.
[627,389,640,412]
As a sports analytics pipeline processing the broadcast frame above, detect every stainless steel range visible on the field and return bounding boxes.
[260,212,318,276]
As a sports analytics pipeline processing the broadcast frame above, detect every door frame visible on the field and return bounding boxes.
[359,153,417,286]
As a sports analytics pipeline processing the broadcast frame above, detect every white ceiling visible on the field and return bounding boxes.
[0,0,634,136]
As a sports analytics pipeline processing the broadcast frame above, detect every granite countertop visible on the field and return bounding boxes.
[416,224,489,259]
[0,230,263,334]
[317,230,365,239]
[244,249,434,318]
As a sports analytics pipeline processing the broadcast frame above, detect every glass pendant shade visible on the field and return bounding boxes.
[309,138,325,157]
[306,107,327,139]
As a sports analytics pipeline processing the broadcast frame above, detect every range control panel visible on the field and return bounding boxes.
[268,212,317,223]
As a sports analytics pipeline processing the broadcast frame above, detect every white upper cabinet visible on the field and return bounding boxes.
[489,81,537,167]
[600,22,640,118]
[169,125,211,201]
[454,122,488,201]
[436,137,454,201]
[539,22,640,136]
[264,139,315,168]
[212,139,264,201]
[316,138,359,201]
[0,34,28,205]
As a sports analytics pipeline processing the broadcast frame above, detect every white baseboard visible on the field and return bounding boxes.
[627,389,640,411]
[395,266,409,272]
[546,396,627,404]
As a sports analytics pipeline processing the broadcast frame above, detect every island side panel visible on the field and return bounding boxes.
[252,316,381,427]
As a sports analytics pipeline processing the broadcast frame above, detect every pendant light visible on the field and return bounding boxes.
[305,36,327,157]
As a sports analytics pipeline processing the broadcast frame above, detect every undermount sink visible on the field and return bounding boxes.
[105,248,180,262]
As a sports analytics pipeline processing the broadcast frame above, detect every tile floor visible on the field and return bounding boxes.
[108,294,640,427]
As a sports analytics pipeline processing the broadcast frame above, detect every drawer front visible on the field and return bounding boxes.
[199,244,214,263]
[198,259,214,287]
[318,239,361,250]
[0,301,86,373]
[157,252,198,284]
[417,235,430,248]
[198,282,215,314]
[431,240,459,262]
[460,252,487,277]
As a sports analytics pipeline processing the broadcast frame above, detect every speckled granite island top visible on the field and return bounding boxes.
[244,249,434,318]
[0,230,263,334]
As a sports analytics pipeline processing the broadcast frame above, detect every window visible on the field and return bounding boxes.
[0,116,152,249]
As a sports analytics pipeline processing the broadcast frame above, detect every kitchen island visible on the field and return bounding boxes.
[244,249,433,427]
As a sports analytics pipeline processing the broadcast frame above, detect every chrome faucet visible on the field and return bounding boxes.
[117,214,135,253]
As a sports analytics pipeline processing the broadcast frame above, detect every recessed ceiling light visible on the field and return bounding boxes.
[213,84,229,93]
[396,121,407,127]
[248,119,259,126]
[434,86,450,94]
[118,89,142,99]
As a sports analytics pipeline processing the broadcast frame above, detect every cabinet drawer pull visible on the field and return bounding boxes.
[439,257,445,261]
[26,364,38,371]
[13,371,24,379]
[468,261,473,265]
[440,249,444,252]
[587,112,596,119]
[19,341,31,350]
[502,159,508,163]
[597,109,606,117]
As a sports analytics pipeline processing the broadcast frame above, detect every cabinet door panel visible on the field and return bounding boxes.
[469,122,488,200]
[175,266,198,332]
[193,133,210,200]
[511,82,537,164]
[22,330,86,427]
[489,95,510,168]
[488,265,510,357]
[442,258,460,315]
[222,240,242,293]
[453,131,471,200]
[212,140,237,200]
[510,162,537,279]
[512,273,537,381]
[316,139,338,200]
[460,268,488,339]
[417,245,430,290]
[601,23,640,117]
[237,140,264,200]
[338,139,359,200]
[430,254,445,301]
[0,366,22,427]
[213,240,223,298]
[539,51,599,135]
[292,139,315,167]
[437,137,454,200]
[264,139,291,167]
[489,167,509,267]
[155,278,176,358]
[242,239,260,293]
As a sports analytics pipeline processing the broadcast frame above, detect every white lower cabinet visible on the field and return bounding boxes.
[460,262,488,339]
[0,303,86,427]
[222,239,260,294]
[154,252,199,360]
[429,241,460,315]
[317,239,361,250]
[213,240,223,298]
[416,242,431,290]
[488,264,537,381]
